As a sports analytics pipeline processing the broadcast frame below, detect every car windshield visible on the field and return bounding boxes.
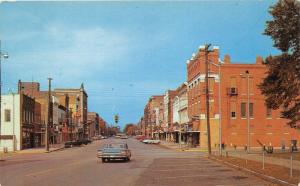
[105,143,126,148]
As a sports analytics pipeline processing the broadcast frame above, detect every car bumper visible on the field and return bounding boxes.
[97,154,128,159]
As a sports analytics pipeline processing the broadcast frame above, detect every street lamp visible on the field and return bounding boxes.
[0,40,9,140]
[209,60,222,155]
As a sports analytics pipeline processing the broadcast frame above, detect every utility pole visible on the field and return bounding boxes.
[46,77,52,152]
[205,44,212,155]
[70,108,73,141]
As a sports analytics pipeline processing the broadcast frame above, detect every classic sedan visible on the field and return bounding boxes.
[97,143,131,163]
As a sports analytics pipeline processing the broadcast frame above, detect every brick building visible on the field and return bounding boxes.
[54,83,88,140]
[18,80,70,144]
[87,112,100,137]
[143,95,164,139]
[163,90,177,141]
[187,45,300,149]
[99,116,107,136]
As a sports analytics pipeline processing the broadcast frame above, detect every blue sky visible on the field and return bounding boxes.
[0,1,278,128]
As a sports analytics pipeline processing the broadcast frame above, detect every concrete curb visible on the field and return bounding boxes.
[13,147,65,154]
[159,144,207,152]
[209,156,298,186]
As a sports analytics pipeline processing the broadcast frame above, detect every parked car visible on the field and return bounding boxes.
[64,140,83,148]
[136,136,147,142]
[92,136,100,141]
[97,143,131,163]
[142,139,160,144]
[64,141,74,148]
[73,140,83,146]
[78,139,92,145]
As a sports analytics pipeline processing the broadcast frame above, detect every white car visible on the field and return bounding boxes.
[142,139,160,144]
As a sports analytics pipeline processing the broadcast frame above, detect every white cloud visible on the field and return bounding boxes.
[6,23,132,84]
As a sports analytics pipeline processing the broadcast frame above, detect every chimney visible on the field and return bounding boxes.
[256,56,263,64]
[224,55,231,63]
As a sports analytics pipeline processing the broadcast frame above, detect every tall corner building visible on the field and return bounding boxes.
[186,45,300,149]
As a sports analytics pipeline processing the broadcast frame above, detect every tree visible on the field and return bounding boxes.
[259,0,300,128]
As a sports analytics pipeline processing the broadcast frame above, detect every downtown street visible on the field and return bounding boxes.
[1,138,273,186]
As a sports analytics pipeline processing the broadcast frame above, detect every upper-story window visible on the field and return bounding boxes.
[230,101,236,119]
[5,109,11,122]
[231,111,236,118]
[241,102,246,118]
[249,103,254,118]
[266,106,272,118]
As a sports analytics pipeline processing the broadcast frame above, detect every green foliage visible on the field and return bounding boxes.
[259,0,300,128]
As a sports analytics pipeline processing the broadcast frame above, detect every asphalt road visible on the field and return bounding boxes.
[0,138,275,186]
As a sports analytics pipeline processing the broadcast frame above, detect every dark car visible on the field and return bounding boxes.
[64,141,73,148]
[77,139,92,145]
[64,140,83,148]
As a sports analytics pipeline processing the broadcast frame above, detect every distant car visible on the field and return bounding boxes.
[136,136,147,142]
[120,135,128,139]
[97,143,131,163]
[92,136,97,140]
[64,141,74,148]
[79,139,92,145]
[64,140,83,148]
[142,139,160,144]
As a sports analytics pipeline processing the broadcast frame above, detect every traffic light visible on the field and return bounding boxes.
[114,114,119,124]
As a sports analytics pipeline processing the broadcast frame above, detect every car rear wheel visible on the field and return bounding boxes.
[102,158,107,163]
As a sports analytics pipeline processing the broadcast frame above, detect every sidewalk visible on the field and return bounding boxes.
[159,140,300,171]
[18,144,65,154]
[159,140,208,152]
[223,150,300,171]
[0,144,65,158]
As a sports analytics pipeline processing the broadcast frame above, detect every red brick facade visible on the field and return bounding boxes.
[187,46,300,148]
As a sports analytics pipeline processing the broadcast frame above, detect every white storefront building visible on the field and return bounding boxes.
[0,93,21,152]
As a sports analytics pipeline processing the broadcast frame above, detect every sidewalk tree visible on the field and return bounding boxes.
[259,0,300,128]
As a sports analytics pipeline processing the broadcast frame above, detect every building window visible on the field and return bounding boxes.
[230,101,236,119]
[266,107,272,118]
[249,103,254,118]
[241,102,246,118]
[5,109,11,122]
